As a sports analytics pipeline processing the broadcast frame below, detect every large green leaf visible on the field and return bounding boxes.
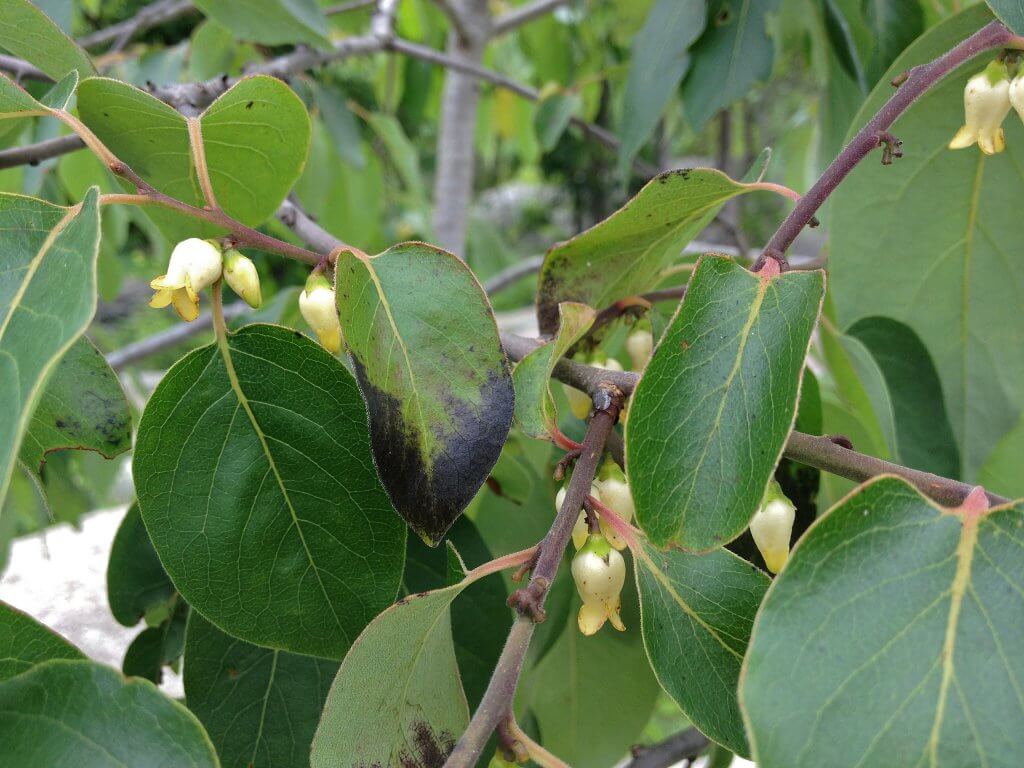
[0,659,218,766]
[192,0,330,47]
[986,0,1024,33]
[617,0,706,175]
[679,0,781,131]
[106,503,176,628]
[185,612,339,768]
[830,5,1024,480]
[0,0,94,79]
[535,169,763,334]
[626,255,824,550]
[0,600,82,681]
[133,324,406,659]
[311,545,475,768]
[0,72,49,116]
[19,337,131,474]
[336,243,515,545]
[512,301,595,441]
[847,316,960,477]
[978,413,1024,498]
[0,188,101,508]
[634,538,769,756]
[76,75,310,239]
[123,600,188,685]
[200,75,311,226]
[522,568,660,767]
[741,476,1024,767]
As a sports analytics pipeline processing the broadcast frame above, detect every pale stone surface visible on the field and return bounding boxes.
[0,505,184,698]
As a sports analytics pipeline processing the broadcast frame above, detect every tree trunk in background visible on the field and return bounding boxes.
[432,0,490,258]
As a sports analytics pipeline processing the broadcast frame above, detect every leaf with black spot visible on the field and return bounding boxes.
[337,243,514,545]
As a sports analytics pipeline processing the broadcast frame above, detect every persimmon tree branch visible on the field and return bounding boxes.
[625,728,710,768]
[79,0,196,52]
[491,0,570,37]
[764,19,1020,258]
[444,388,624,767]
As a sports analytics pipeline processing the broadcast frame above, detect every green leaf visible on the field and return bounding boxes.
[633,538,769,756]
[313,82,366,169]
[618,0,706,175]
[185,611,339,768]
[0,188,101,508]
[76,75,311,238]
[533,86,582,152]
[133,324,406,658]
[830,4,1024,480]
[19,337,131,474]
[513,302,595,441]
[536,168,764,334]
[679,0,781,131]
[978,414,1024,497]
[986,0,1024,34]
[403,516,510,710]
[0,72,48,116]
[522,570,660,767]
[627,255,824,550]
[123,600,188,684]
[365,112,428,210]
[864,0,925,83]
[823,0,870,92]
[0,0,94,79]
[0,659,218,766]
[200,75,312,226]
[311,545,476,768]
[741,476,1024,767]
[193,0,331,47]
[0,600,83,681]
[106,503,176,627]
[39,70,79,110]
[846,316,960,478]
[336,243,515,545]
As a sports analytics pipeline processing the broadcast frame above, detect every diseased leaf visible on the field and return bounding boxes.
[0,0,94,79]
[741,476,1024,767]
[679,0,781,131]
[829,5,1024,479]
[0,660,218,766]
[0,600,83,681]
[77,75,311,239]
[107,503,176,627]
[0,189,101,508]
[311,544,476,768]
[535,169,764,334]
[186,612,339,768]
[634,538,769,756]
[336,243,515,545]
[19,337,131,474]
[627,255,824,551]
[513,302,595,441]
[193,0,331,47]
[133,324,406,658]
[847,316,960,478]
[617,0,706,175]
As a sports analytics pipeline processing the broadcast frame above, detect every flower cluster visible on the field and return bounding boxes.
[948,60,1024,155]
[150,238,261,321]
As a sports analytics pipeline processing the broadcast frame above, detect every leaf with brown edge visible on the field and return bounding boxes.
[336,242,515,545]
[512,301,595,441]
[741,476,1024,767]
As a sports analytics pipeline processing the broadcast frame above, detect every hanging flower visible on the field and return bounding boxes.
[299,273,343,353]
[949,61,1011,155]
[222,248,262,309]
[571,533,626,636]
[149,238,223,322]
[749,481,797,574]
[595,463,634,551]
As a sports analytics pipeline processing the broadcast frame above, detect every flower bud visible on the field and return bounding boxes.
[572,534,626,635]
[749,482,796,574]
[626,325,654,371]
[299,273,343,354]
[595,474,634,550]
[949,61,1011,155]
[222,248,262,309]
[1010,73,1024,124]
[149,238,223,322]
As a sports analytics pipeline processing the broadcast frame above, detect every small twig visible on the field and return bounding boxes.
[0,135,85,170]
[625,728,711,768]
[444,391,622,767]
[324,0,377,15]
[491,0,570,37]
[763,20,1018,257]
[481,255,544,295]
[430,0,474,43]
[79,0,196,50]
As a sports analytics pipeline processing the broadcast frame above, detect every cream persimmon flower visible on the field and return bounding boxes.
[222,249,262,309]
[949,61,1011,155]
[299,273,343,354]
[149,238,223,322]
[625,323,654,370]
[749,481,796,574]
[572,533,626,636]
[595,465,634,551]
[554,483,602,550]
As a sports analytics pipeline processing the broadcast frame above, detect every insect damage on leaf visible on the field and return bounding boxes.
[351,722,456,768]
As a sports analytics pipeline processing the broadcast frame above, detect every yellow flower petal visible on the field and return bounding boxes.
[171,287,200,322]
[316,327,342,354]
[149,288,174,308]
[948,125,977,150]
